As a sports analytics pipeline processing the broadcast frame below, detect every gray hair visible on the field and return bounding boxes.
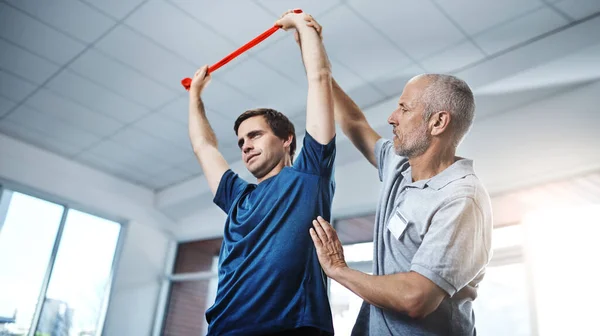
[417,74,475,147]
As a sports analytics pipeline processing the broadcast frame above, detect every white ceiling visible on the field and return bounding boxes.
[1,0,600,190]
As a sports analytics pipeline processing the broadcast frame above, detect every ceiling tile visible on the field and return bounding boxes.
[77,151,151,185]
[0,39,60,84]
[331,61,373,92]
[347,0,464,60]
[0,2,85,64]
[144,167,193,190]
[95,25,195,92]
[5,0,116,43]
[168,0,277,46]
[0,95,17,117]
[178,157,202,175]
[79,139,172,177]
[318,5,412,82]
[125,0,235,66]
[555,0,600,20]
[133,112,191,149]
[256,0,343,17]
[110,127,194,165]
[0,69,37,102]
[68,48,177,109]
[435,0,544,35]
[45,69,150,123]
[80,0,146,20]
[474,7,569,55]
[6,105,101,148]
[421,40,486,74]
[158,94,236,146]
[219,58,301,112]
[24,89,124,137]
[371,64,424,97]
[0,119,84,157]
[200,78,258,118]
[254,34,307,86]
[345,85,386,109]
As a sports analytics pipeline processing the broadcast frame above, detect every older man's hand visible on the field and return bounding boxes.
[309,216,348,278]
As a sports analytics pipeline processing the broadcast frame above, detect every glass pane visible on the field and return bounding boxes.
[343,242,373,263]
[330,278,368,336]
[0,191,64,335]
[35,209,121,336]
[473,263,531,336]
[492,224,524,249]
[162,277,219,336]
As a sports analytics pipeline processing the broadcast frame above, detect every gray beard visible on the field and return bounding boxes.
[395,127,431,158]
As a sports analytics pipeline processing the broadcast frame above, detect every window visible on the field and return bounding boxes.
[159,238,222,336]
[0,187,122,336]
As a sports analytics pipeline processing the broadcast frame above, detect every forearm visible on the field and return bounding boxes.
[296,25,331,81]
[188,91,218,150]
[332,79,368,132]
[333,268,429,319]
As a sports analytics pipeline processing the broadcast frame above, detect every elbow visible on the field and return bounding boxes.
[403,290,434,319]
[307,68,332,83]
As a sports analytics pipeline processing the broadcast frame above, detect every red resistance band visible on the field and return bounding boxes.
[182,9,303,91]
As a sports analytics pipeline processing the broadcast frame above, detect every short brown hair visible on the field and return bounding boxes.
[234,108,296,159]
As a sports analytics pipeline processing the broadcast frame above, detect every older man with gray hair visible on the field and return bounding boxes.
[298,14,493,336]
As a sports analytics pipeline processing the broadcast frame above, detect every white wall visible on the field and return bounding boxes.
[103,220,171,336]
[0,133,174,335]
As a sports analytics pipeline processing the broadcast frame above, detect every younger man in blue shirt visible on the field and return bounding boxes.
[187,11,335,336]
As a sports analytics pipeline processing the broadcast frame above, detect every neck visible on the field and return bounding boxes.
[256,156,292,184]
[408,145,456,182]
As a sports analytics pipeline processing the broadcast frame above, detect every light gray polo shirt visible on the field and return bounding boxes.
[352,139,493,336]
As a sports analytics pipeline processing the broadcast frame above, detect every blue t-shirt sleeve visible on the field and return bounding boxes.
[293,131,336,177]
[213,169,249,213]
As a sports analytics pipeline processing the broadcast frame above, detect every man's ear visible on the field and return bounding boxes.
[430,111,451,136]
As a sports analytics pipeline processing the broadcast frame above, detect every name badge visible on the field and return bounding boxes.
[387,209,408,240]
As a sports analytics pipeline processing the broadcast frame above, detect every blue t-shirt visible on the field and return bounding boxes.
[206,132,336,336]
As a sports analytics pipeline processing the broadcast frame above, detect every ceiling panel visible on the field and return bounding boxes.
[0,2,85,64]
[347,0,464,60]
[421,40,486,73]
[77,151,151,186]
[219,58,301,112]
[157,94,236,146]
[0,39,60,85]
[68,48,177,109]
[371,64,424,97]
[255,0,343,17]
[255,34,307,86]
[5,0,116,43]
[318,5,412,82]
[80,0,147,20]
[474,7,569,55]
[24,89,124,137]
[200,78,258,118]
[45,69,150,123]
[555,0,600,20]
[133,111,193,149]
[125,0,235,65]
[0,70,37,103]
[95,25,195,92]
[169,0,276,47]
[0,96,16,118]
[144,167,194,190]
[79,139,172,177]
[0,119,85,157]
[110,127,194,165]
[6,105,101,148]
[435,0,545,35]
